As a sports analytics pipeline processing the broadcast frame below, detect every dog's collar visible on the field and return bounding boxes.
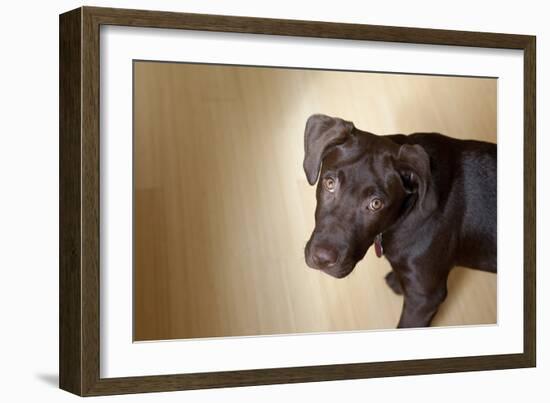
[374,233,384,258]
[373,193,416,258]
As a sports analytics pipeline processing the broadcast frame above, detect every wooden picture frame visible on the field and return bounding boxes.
[59,6,536,396]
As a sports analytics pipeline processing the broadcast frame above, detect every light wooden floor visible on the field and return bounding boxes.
[133,62,497,341]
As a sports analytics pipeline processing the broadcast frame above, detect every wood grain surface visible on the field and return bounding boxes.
[133,61,497,341]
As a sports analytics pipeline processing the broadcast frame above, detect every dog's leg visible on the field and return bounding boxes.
[397,284,448,328]
[385,271,403,295]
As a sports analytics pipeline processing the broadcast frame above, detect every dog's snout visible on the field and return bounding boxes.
[311,245,339,268]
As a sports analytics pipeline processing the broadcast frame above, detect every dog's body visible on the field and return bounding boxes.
[303,114,496,328]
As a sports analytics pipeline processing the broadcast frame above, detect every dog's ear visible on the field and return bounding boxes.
[396,144,437,214]
[303,114,354,185]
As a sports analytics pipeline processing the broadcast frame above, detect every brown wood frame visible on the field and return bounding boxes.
[59,6,536,396]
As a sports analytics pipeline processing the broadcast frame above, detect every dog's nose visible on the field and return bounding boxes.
[311,245,339,268]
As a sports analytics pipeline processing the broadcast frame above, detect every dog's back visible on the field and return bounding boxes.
[389,132,497,272]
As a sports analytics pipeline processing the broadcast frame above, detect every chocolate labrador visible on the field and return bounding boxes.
[303,114,496,328]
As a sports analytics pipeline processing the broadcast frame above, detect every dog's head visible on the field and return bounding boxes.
[303,114,435,278]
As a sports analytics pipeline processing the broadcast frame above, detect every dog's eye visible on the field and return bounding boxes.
[323,177,336,192]
[368,198,384,211]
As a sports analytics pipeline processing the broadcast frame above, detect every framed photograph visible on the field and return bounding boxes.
[59,6,536,396]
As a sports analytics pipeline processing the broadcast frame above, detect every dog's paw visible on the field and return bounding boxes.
[385,271,403,295]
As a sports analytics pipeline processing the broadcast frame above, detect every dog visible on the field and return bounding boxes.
[303,114,496,328]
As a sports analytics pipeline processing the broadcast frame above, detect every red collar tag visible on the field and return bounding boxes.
[374,233,383,258]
